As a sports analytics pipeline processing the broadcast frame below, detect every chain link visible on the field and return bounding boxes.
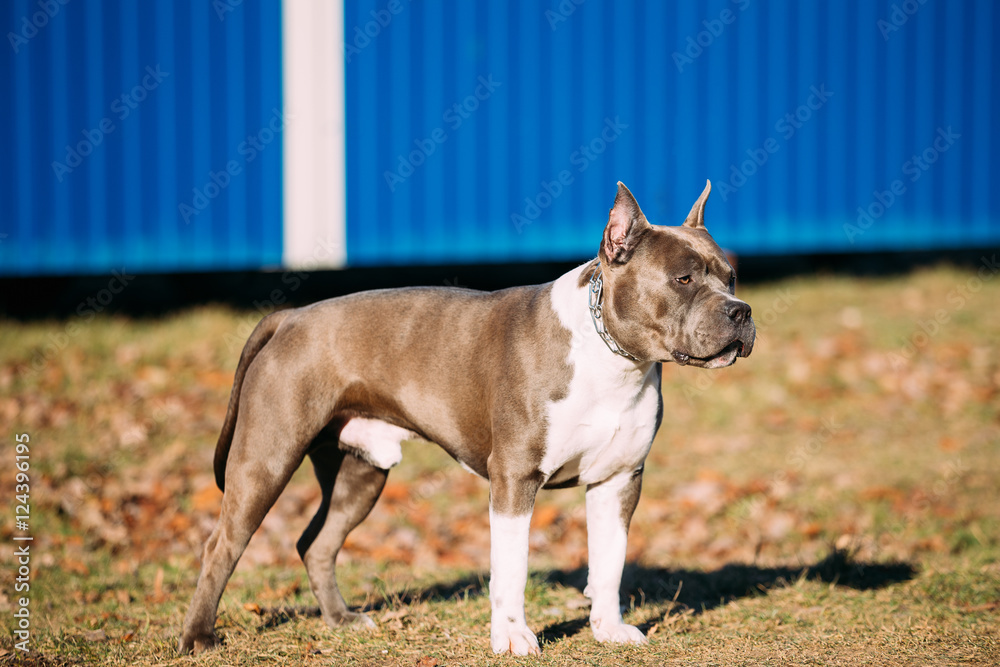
[588,265,640,361]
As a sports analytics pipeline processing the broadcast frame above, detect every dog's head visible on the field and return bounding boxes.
[597,181,755,368]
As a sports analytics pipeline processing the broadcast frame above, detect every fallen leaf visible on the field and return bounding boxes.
[416,657,439,667]
[61,558,90,576]
[381,482,411,502]
[382,609,408,622]
[261,580,300,601]
[938,436,962,452]
[191,483,224,512]
[860,486,904,503]
[150,567,165,602]
[800,522,822,538]
[531,505,560,529]
[83,629,106,642]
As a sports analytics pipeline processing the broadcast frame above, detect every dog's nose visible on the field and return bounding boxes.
[726,300,751,323]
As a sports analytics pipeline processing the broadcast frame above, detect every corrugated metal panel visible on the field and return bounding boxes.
[0,0,284,276]
[344,0,999,266]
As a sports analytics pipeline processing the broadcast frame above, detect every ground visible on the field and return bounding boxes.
[0,264,998,665]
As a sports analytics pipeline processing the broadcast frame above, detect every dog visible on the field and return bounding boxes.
[178,181,755,655]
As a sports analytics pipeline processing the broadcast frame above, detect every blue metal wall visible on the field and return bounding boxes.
[345,0,999,266]
[0,0,283,276]
[2,0,996,276]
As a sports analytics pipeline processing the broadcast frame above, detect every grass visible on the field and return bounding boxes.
[1,264,998,665]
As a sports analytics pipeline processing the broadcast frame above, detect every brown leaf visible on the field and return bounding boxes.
[261,580,300,601]
[382,608,408,622]
[197,369,234,389]
[83,629,106,642]
[416,657,439,667]
[938,436,962,452]
[860,486,904,504]
[800,522,822,538]
[150,567,165,602]
[244,602,262,615]
[61,558,90,576]
[531,505,560,529]
[191,483,223,512]
[381,482,411,502]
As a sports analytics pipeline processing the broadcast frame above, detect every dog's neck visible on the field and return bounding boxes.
[587,263,640,361]
[552,262,655,380]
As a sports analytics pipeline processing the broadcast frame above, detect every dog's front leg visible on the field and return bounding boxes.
[585,467,648,645]
[487,466,542,656]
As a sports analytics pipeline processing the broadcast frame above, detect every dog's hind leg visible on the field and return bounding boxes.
[297,437,389,630]
[178,425,306,653]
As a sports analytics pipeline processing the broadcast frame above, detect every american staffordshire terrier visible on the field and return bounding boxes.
[179,181,755,655]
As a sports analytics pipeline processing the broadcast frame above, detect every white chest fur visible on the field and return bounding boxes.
[540,265,662,486]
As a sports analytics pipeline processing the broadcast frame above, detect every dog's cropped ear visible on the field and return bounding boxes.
[601,182,651,264]
[683,180,712,230]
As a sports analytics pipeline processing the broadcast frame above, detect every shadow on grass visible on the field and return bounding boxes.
[255,549,917,640]
[253,576,489,631]
[539,548,918,641]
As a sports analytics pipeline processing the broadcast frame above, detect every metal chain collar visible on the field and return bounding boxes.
[588,265,640,361]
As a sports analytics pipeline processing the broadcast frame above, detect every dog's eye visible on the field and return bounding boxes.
[676,275,692,285]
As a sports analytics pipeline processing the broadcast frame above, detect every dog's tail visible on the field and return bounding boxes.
[214,310,290,491]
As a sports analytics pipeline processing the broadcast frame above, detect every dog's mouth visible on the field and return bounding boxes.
[669,338,752,369]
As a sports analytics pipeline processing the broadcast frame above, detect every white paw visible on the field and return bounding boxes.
[353,614,377,631]
[591,619,648,645]
[491,619,541,655]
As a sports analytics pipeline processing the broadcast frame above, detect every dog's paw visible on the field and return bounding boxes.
[591,619,648,645]
[324,610,376,631]
[491,620,541,656]
[177,631,220,654]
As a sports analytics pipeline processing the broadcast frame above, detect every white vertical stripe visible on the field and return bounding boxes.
[282,0,347,269]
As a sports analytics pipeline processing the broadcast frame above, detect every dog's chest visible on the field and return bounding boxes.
[540,268,663,486]
[541,365,661,485]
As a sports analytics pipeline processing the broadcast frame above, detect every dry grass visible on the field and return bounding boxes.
[1,264,998,665]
